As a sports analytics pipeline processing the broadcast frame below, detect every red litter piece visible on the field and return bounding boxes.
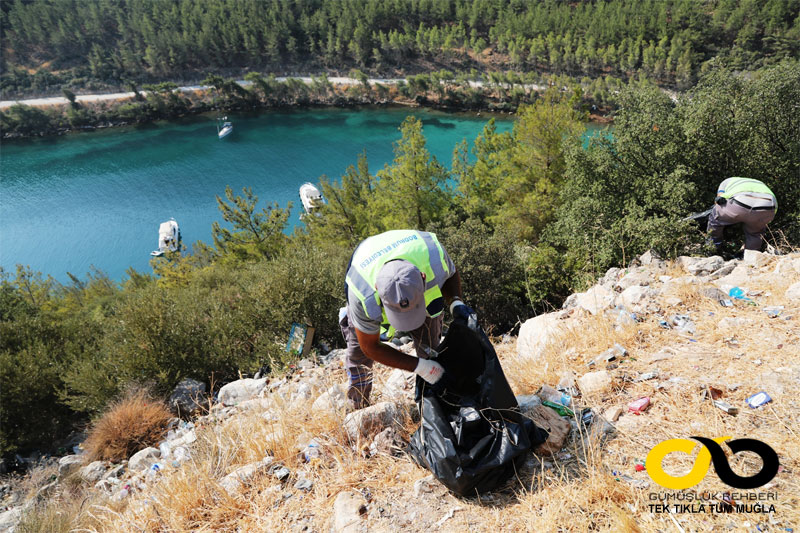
[628,397,650,415]
[635,463,646,472]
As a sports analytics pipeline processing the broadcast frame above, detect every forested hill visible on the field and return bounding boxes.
[2,0,799,95]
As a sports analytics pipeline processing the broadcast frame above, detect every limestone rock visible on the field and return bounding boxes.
[743,250,776,268]
[312,384,349,413]
[290,382,314,402]
[529,405,571,456]
[562,293,579,310]
[219,457,274,496]
[638,249,664,268]
[597,267,622,289]
[382,368,415,401]
[343,402,401,440]
[218,378,268,407]
[714,265,752,288]
[369,426,400,457]
[588,414,616,443]
[679,256,724,276]
[619,285,651,310]
[57,454,84,478]
[786,281,800,301]
[574,285,616,315]
[262,428,288,448]
[614,270,652,291]
[774,256,800,276]
[577,371,612,396]
[168,378,207,418]
[517,312,567,361]
[0,508,22,532]
[332,491,368,533]
[707,262,737,280]
[79,461,107,483]
[701,287,728,302]
[128,447,161,472]
[602,406,624,423]
[237,398,273,412]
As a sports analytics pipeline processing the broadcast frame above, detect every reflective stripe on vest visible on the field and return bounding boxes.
[345,230,449,323]
[719,177,775,199]
[719,177,777,212]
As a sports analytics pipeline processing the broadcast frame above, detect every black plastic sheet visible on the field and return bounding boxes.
[409,318,547,496]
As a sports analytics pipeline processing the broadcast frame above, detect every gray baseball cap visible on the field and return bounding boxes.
[376,260,426,332]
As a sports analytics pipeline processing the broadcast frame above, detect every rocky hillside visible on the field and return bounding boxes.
[2,251,799,532]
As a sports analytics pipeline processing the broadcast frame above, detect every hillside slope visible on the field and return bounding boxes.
[3,250,799,532]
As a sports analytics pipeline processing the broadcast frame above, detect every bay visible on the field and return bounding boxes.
[0,107,606,282]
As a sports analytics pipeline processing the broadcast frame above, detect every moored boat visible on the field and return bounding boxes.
[299,182,325,215]
[150,219,180,256]
[218,119,233,139]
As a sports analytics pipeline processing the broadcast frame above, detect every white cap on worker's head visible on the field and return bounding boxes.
[376,260,426,332]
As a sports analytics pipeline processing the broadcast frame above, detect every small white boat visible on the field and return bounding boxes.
[218,117,233,139]
[150,219,180,256]
[299,182,325,214]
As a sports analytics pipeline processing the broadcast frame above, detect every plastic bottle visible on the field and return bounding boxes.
[172,446,189,463]
[158,442,171,460]
[302,440,321,462]
[539,384,572,407]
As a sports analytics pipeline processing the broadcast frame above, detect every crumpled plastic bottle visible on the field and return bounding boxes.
[172,446,189,466]
[302,440,321,462]
[158,442,171,460]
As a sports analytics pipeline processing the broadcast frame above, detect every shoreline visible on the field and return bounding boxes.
[1,77,614,140]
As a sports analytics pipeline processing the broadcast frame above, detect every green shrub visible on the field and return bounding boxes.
[0,342,75,456]
[61,239,348,412]
[429,217,531,333]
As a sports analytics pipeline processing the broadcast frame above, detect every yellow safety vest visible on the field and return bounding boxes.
[346,230,450,333]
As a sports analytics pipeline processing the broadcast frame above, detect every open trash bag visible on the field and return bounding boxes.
[409,317,547,496]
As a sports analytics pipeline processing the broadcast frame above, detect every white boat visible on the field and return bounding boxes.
[150,219,180,256]
[299,182,325,214]
[218,117,233,139]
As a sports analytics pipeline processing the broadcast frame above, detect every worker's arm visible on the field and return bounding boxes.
[440,269,463,308]
[440,269,478,328]
[354,328,419,372]
[355,327,444,383]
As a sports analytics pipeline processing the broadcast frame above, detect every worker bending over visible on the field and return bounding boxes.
[340,229,475,409]
[708,177,777,254]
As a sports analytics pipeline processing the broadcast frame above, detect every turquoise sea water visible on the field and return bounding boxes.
[0,107,605,282]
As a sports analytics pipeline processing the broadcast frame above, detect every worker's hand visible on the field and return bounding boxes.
[415,357,445,384]
[451,300,478,331]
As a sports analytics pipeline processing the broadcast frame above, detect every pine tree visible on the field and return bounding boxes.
[490,90,585,241]
[372,117,451,229]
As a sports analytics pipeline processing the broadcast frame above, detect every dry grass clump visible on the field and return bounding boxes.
[11,460,112,533]
[83,388,172,462]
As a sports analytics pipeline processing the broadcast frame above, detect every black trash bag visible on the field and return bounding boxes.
[408,318,548,496]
